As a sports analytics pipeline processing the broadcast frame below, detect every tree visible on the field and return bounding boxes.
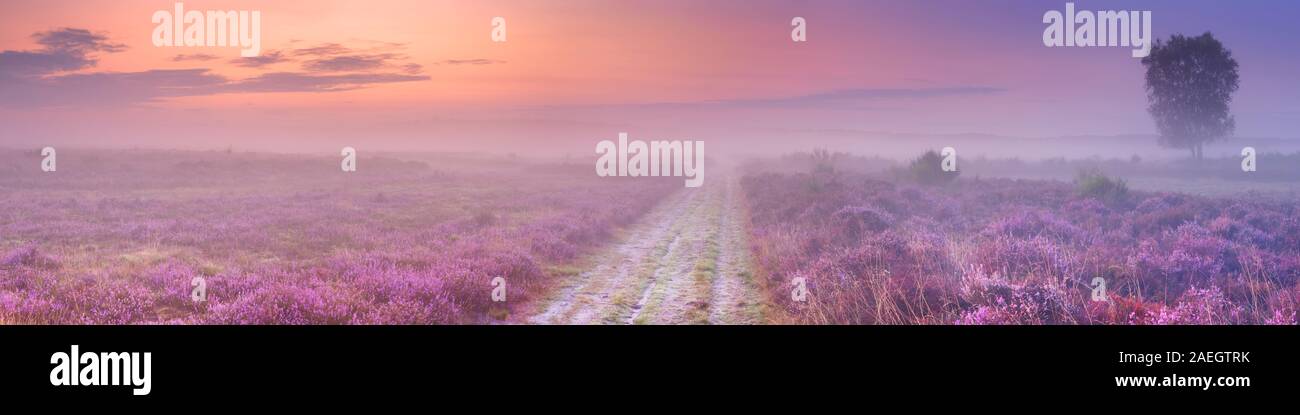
[810,148,835,174]
[1141,32,1239,160]
[907,150,958,185]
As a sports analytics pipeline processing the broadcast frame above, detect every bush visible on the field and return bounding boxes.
[906,150,959,185]
[810,148,836,174]
[1075,168,1129,205]
[2,244,59,269]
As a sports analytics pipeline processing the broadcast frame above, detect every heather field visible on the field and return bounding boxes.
[742,164,1300,325]
[5,148,1300,326]
[0,150,678,324]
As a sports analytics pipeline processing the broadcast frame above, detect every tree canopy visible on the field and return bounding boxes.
[1141,32,1240,160]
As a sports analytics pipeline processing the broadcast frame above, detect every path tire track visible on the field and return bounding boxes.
[525,175,764,325]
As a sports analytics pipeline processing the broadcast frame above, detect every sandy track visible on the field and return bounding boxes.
[525,176,764,325]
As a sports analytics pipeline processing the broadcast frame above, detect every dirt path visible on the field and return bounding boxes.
[525,176,766,325]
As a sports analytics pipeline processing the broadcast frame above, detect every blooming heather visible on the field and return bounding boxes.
[0,151,678,324]
[742,169,1300,325]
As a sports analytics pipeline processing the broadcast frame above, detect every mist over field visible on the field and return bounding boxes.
[1,141,1297,325]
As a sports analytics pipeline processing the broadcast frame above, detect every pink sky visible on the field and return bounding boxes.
[1,0,1297,156]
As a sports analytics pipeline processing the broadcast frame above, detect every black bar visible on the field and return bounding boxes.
[0,325,1293,404]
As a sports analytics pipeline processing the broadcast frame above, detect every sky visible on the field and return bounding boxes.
[1,0,1298,156]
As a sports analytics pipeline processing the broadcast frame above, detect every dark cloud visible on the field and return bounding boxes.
[240,45,425,74]
[292,43,350,57]
[708,87,1007,108]
[302,54,401,72]
[526,87,1007,112]
[173,53,220,62]
[0,50,93,75]
[0,29,428,108]
[225,72,430,93]
[439,59,505,66]
[0,69,229,107]
[0,69,430,107]
[32,28,126,54]
[598,87,1008,111]
[0,28,126,76]
[229,50,290,68]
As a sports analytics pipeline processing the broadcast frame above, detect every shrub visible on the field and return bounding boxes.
[810,148,836,174]
[1075,168,1129,205]
[906,150,959,185]
[2,244,59,269]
